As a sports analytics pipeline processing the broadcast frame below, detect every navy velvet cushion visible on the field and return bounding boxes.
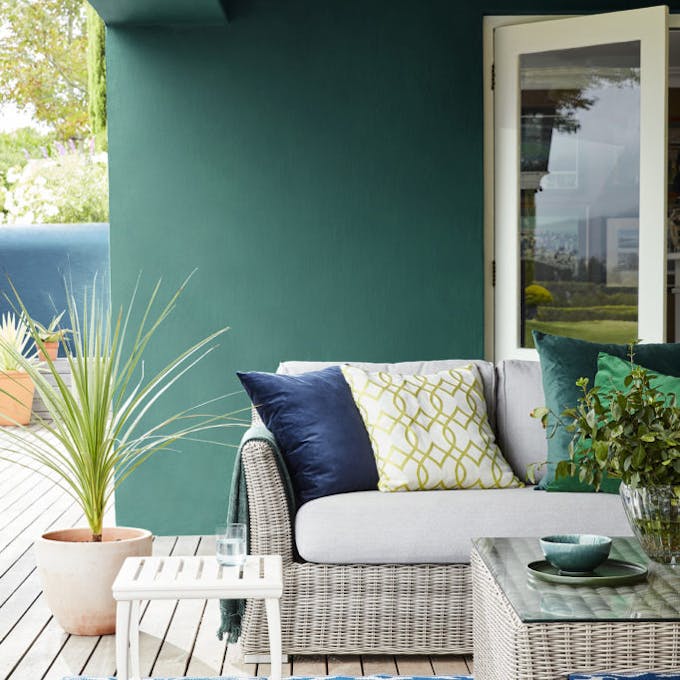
[237,366,378,505]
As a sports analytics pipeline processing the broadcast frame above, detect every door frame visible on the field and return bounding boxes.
[483,12,675,361]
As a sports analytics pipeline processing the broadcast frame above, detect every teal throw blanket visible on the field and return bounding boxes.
[217,425,296,642]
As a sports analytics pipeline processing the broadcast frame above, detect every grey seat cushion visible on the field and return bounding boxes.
[495,359,548,483]
[278,358,497,429]
[295,487,631,564]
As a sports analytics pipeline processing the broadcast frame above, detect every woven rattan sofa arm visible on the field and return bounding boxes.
[241,432,295,564]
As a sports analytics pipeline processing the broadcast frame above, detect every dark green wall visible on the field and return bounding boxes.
[108,0,673,534]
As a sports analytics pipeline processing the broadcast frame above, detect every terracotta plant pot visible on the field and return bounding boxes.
[38,341,59,362]
[35,526,153,635]
[0,370,35,426]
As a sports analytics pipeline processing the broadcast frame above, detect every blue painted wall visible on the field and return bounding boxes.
[0,224,110,344]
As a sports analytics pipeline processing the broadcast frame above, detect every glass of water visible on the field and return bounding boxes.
[216,523,247,566]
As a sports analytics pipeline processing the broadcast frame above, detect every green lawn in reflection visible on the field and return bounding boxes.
[525,320,638,348]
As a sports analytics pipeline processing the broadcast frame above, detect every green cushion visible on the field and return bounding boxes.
[595,352,680,405]
[533,331,680,492]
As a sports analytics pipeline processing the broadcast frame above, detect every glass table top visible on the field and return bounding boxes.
[473,537,680,623]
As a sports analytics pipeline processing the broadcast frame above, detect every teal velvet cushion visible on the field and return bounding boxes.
[595,352,680,405]
[533,331,680,492]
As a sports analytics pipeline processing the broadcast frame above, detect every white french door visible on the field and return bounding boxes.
[492,6,669,360]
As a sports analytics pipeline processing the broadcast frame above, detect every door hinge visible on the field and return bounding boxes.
[491,63,495,91]
[492,259,496,287]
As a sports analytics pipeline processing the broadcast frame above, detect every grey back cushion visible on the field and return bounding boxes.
[277,359,497,430]
[495,359,548,483]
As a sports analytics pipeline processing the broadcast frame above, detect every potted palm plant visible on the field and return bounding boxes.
[0,312,35,425]
[0,275,240,635]
[33,310,70,361]
[533,352,680,564]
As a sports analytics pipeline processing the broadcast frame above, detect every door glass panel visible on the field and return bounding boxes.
[668,30,680,342]
[519,42,640,348]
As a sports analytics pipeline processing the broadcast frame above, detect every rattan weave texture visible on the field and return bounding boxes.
[239,413,473,655]
[472,546,680,680]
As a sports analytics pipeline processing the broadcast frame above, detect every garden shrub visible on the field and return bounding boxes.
[525,283,553,307]
[537,305,637,322]
[2,147,108,224]
[536,281,636,307]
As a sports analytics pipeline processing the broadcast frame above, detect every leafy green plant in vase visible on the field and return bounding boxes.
[533,351,680,564]
[33,310,70,361]
[0,276,242,634]
[0,312,36,425]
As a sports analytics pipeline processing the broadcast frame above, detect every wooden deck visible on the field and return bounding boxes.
[0,459,473,679]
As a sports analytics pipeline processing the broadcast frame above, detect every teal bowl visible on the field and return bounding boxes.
[539,534,612,574]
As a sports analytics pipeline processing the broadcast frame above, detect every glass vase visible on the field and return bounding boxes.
[619,482,680,564]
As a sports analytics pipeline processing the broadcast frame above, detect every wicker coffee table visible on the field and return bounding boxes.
[472,537,680,680]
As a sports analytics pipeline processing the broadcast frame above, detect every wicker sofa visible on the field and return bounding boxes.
[239,358,631,656]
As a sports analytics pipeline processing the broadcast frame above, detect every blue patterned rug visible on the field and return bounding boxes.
[571,674,680,679]
[62,676,472,680]
[61,673,680,680]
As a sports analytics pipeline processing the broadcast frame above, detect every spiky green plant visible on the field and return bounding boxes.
[0,275,243,541]
[0,312,33,371]
[33,310,70,343]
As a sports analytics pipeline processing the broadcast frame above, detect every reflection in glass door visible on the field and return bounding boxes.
[519,43,640,348]
[493,7,668,361]
[667,30,680,342]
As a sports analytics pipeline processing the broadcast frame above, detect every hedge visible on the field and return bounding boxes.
[536,305,637,322]
[534,281,636,308]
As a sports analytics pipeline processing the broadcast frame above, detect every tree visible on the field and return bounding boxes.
[0,0,88,140]
[0,128,53,180]
[86,4,106,150]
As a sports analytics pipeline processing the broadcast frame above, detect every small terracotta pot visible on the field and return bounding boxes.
[38,341,59,362]
[35,526,153,635]
[0,370,35,425]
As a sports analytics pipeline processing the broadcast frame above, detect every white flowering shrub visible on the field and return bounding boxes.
[3,147,108,224]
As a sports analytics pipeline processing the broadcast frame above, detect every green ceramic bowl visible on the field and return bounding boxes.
[539,534,612,574]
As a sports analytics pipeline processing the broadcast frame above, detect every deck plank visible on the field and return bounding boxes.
[79,535,177,678]
[292,654,327,676]
[363,654,399,675]
[185,536,231,677]
[41,631,101,680]
[0,437,473,678]
[0,499,84,608]
[431,654,472,675]
[0,484,67,551]
[396,655,435,676]
[0,496,77,576]
[77,634,116,678]
[0,467,49,516]
[0,548,36,607]
[34,507,116,680]
[134,535,185,677]
[0,585,60,679]
[0,461,32,495]
[0,502,87,679]
[465,655,474,674]
[257,656,294,678]
[327,654,363,675]
[0,569,43,641]
[221,639,253,677]
[7,615,69,679]
[150,536,203,677]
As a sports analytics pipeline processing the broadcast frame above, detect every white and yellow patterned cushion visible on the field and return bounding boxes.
[340,364,522,492]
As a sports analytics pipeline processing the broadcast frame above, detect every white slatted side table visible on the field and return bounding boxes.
[112,554,283,680]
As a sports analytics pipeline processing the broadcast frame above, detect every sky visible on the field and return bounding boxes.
[0,102,44,133]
